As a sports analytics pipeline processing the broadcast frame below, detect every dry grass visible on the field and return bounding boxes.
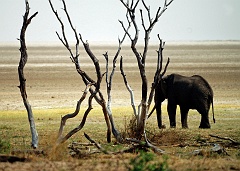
[0,42,240,170]
[0,104,240,171]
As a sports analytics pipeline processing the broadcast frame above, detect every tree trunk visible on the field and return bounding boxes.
[18,0,38,148]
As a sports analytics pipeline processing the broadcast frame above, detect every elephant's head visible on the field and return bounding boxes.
[153,55,170,129]
[155,77,168,102]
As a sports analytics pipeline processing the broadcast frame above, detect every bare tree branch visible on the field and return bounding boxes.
[119,20,132,41]
[79,37,116,142]
[120,0,148,138]
[120,0,173,140]
[84,133,110,154]
[61,0,80,62]
[126,134,165,154]
[120,57,137,117]
[50,0,125,143]
[209,134,240,145]
[49,0,73,57]
[50,0,111,143]
[57,84,93,144]
[101,9,132,143]
[18,0,38,149]
[50,0,173,148]
[161,57,170,77]
[141,0,152,24]
[147,34,170,118]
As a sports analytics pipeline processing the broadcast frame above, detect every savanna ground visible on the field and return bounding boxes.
[0,41,240,170]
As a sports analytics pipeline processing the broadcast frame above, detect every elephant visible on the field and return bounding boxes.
[154,73,215,129]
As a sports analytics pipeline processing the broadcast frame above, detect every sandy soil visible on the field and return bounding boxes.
[0,42,240,111]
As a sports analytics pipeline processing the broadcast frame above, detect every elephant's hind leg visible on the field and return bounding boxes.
[198,110,211,128]
[199,115,210,128]
[197,103,211,128]
[180,106,189,128]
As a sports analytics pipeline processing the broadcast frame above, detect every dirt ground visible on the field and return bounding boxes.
[0,41,240,170]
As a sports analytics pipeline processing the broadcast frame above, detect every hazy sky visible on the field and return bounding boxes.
[0,0,239,44]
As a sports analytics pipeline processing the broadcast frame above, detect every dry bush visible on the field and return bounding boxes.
[47,143,70,161]
[121,115,188,147]
[121,115,138,140]
[148,129,189,146]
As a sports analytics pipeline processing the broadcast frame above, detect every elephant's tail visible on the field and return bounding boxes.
[211,97,216,123]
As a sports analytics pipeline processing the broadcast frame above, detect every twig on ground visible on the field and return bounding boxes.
[209,134,240,145]
[84,133,110,154]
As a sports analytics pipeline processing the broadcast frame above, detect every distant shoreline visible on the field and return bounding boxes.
[1,40,240,47]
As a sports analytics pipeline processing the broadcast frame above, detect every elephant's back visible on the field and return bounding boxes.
[169,74,213,107]
[191,75,213,97]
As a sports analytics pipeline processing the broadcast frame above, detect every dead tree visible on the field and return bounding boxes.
[49,0,173,151]
[119,0,172,148]
[17,0,38,148]
[49,0,128,144]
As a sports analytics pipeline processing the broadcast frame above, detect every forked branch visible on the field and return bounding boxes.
[155,34,170,86]
[57,84,93,144]
[50,0,123,143]
[104,13,131,113]
[49,0,80,65]
[147,35,170,118]
[120,0,173,141]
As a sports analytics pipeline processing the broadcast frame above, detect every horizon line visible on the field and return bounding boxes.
[1,40,240,47]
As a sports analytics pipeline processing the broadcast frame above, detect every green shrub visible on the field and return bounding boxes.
[127,151,171,171]
[0,138,11,154]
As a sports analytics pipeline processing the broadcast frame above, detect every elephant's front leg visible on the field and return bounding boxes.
[180,106,189,128]
[155,102,166,129]
[167,102,177,128]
